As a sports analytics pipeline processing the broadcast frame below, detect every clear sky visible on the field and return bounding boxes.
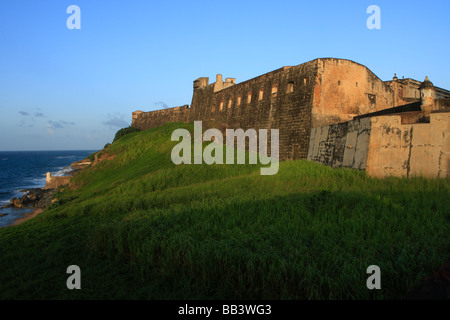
[1,0,449,151]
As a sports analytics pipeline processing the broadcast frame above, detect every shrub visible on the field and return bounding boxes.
[113,126,140,143]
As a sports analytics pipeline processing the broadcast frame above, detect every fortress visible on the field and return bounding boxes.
[132,58,450,178]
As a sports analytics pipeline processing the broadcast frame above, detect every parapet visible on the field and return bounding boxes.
[131,105,191,131]
[132,110,143,119]
[213,74,236,92]
[435,98,450,111]
[193,77,209,89]
[132,110,144,126]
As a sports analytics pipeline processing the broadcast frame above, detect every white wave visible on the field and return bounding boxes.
[1,189,30,204]
[7,189,26,198]
[22,176,46,189]
[28,177,47,182]
[1,158,8,161]
[56,156,76,159]
[51,166,73,177]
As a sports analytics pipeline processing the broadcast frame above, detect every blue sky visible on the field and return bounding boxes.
[0,0,449,151]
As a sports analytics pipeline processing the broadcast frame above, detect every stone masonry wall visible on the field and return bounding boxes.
[366,112,450,178]
[308,111,450,178]
[189,63,319,160]
[45,172,71,189]
[436,98,450,111]
[132,105,190,131]
[132,58,399,161]
[307,117,371,170]
[311,59,395,128]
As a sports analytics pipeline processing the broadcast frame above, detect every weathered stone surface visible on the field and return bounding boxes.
[132,105,190,131]
[435,98,450,111]
[311,59,394,128]
[308,112,449,178]
[307,118,371,170]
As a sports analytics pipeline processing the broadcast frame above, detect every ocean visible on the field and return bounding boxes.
[0,150,97,227]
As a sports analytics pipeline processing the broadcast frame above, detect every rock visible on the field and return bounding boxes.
[0,213,7,217]
[21,194,30,204]
[6,188,57,210]
[13,198,23,208]
[70,159,92,170]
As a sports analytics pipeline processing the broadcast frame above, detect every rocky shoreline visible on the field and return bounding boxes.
[1,187,58,211]
[0,158,92,220]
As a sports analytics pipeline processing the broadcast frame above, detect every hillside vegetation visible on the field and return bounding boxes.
[0,122,448,299]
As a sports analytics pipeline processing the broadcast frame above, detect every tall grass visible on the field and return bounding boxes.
[0,122,448,299]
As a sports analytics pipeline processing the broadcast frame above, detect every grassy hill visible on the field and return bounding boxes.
[0,122,448,299]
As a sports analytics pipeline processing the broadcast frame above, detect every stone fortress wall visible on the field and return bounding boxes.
[132,58,450,178]
[307,112,449,178]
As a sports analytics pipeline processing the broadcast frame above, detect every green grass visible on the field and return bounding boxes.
[0,122,448,299]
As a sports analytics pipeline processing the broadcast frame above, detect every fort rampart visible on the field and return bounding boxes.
[133,58,413,160]
[132,58,450,178]
[308,111,450,178]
